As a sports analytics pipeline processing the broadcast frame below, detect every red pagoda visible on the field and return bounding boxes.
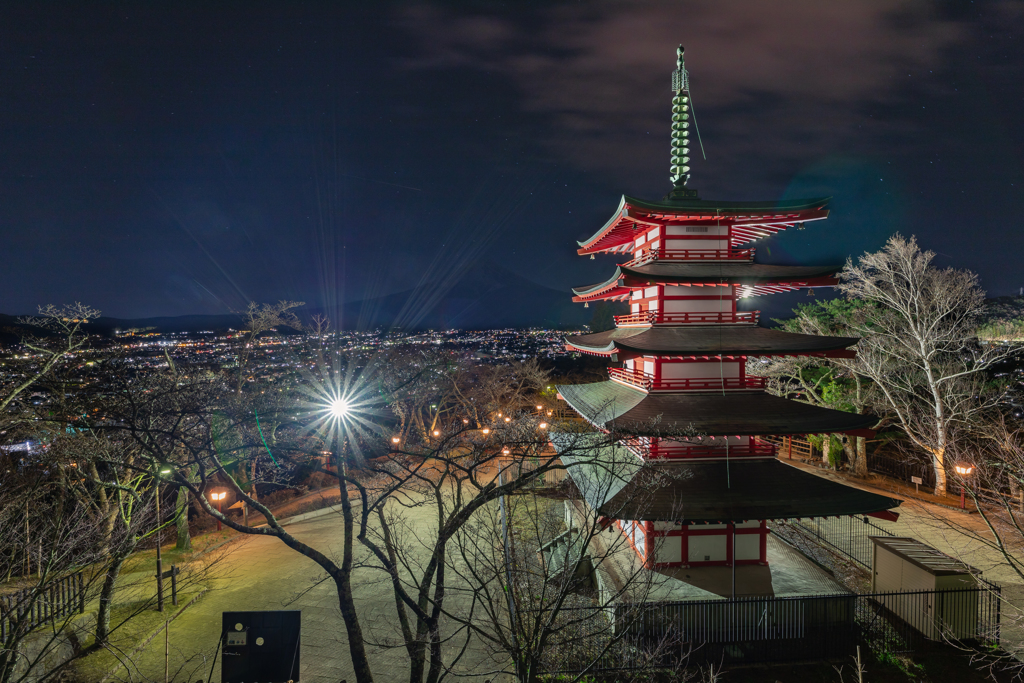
[555,46,899,574]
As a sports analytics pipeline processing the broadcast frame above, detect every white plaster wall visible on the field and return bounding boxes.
[735,533,761,561]
[666,225,728,236]
[659,362,741,379]
[688,534,727,563]
[656,536,682,564]
[663,298,732,313]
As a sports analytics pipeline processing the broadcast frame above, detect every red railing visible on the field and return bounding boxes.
[625,248,754,267]
[607,367,767,392]
[625,438,776,459]
[613,310,760,326]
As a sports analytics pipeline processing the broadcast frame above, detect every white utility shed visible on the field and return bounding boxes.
[870,536,980,639]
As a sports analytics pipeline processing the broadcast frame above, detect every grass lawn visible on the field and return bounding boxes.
[69,590,206,683]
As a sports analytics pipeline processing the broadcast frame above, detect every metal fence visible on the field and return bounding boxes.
[0,571,86,642]
[785,513,895,569]
[868,453,936,489]
[539,586,1002,672]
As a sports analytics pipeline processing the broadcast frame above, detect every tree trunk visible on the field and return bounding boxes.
[96,554,127,646]
[854,436,868,477]
[933,450,948,495]
[175,487,192,552]
[335,455,374,683]
[821,434,831,467]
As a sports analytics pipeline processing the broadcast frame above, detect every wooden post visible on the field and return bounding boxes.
[164,619,169,683]
[155,485,164,612]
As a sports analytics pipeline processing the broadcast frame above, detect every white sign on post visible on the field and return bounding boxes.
[911,475,922,493]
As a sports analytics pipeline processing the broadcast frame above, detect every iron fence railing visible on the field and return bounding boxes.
[869,453,936,489]
[0,571,86,642]
[784,514,894,569]
[538,586,1001,672]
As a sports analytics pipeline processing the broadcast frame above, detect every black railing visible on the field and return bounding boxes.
[784,514,895,569]
[0,571,86,642]
[538,586,1001,672]
[869,453,936,489]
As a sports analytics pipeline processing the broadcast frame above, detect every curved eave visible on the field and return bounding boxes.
[571,265,840,302]
[577,195,831,255]
[556,380,877,436]
[564,326,859,359]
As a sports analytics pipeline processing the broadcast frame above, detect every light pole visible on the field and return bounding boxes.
[155,466,171,612]
[954,464,974,510]
[210,490,227,530]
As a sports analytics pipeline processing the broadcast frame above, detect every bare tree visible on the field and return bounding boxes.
[754,298,878,474]
[838,235,1011,494]
[0,303,100,420]
[234,300,304,393]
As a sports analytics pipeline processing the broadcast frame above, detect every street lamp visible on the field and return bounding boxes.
[154,466,173,612]
[329,398,350,419]
[210,490,227,530]
[954,464,974,510]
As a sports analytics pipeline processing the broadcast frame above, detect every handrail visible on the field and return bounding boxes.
[624,438,776,459]
[607,367,767,392]
[625,248,754,267]
[614,311,760,326]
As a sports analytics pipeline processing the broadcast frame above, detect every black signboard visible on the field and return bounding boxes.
[221,611,300,683]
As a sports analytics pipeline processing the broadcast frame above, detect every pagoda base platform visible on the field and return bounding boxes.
[577,500,848,600]
[650,536,847,599]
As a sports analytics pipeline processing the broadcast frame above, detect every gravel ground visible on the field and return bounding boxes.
[771,523,872,593]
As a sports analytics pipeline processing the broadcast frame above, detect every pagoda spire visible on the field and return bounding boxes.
[667,45,699,200]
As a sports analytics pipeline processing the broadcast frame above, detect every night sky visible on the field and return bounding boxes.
[2,2,1023,324]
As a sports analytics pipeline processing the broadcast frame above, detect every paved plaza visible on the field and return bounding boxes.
[119,465,1024,682]
[125,501,508,683]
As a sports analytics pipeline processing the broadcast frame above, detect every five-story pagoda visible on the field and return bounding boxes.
[555,47,899,576]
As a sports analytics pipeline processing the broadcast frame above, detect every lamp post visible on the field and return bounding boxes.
[954,464,974,510]
[210,490,227,530]
[155,466,171,612]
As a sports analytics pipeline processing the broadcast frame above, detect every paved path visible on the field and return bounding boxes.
[123,501,509,683]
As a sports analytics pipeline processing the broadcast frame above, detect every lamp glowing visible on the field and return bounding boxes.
[392,436,401,444]
[502,448,510,455]
[539,422,548,429]
[329,398,350,419]
[954,465,973,476]
[433,430,440,437]
[504,417,511,423]
[482,428,490,435]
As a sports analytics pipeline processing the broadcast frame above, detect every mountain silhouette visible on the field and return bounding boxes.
[1,261,587,336]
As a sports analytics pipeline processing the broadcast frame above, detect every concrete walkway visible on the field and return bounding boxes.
[123,501,509,683]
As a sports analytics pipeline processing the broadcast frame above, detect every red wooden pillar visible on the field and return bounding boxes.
[644,521,655,568]
[759,520,769,564]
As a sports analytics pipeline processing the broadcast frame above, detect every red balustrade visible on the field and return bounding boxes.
[614,310,759,326]
[607,367,767,392]
[625,248,754,267]
[624,437,776,459]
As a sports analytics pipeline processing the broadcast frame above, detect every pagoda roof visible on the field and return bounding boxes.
[571,263,840,301]
[565,326,859,358]
[553,438,900,523]
[555,380,876,436]
[578,195,831,255]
